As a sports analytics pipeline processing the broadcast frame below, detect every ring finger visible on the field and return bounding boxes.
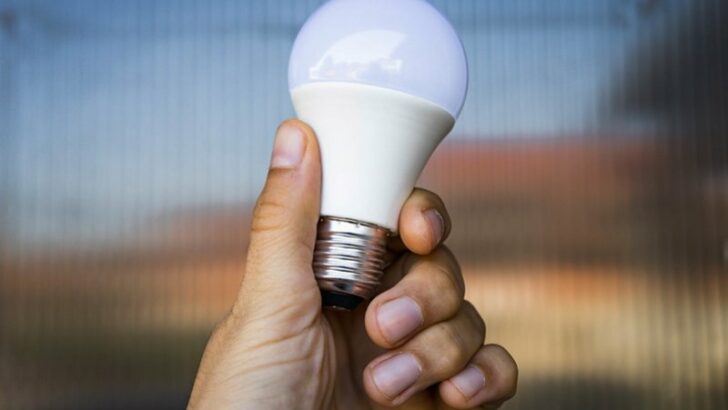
[362,301,486,407]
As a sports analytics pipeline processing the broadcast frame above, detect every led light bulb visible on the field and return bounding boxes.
[289,0,468,310]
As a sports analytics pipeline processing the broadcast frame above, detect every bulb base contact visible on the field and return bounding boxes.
[313,216,391,310]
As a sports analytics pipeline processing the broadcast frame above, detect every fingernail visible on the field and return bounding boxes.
[270,124,305,169]
[371,353,422,399]
[450,365,486,399]
[377,297,424,344]
[424,209,445,245]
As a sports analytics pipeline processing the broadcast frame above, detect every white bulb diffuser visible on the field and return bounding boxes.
[289,0,468,309]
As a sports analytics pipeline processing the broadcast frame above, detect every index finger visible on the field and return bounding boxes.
[392,188,452,255]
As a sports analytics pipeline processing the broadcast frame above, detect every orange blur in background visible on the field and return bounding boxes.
[1,0,726,409]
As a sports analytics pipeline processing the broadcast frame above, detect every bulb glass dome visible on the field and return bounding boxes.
[289,0,468,117]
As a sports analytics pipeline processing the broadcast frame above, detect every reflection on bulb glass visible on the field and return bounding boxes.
[290,0,467,116]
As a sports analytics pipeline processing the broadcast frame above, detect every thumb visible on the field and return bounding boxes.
[235,120,322,318]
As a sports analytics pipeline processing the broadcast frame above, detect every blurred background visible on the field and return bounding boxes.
[1,0,726,408]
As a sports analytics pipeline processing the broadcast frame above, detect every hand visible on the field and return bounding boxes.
[187,120,518,409]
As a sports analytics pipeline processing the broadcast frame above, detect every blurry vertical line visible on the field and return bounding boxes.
[460,0,476,262]
[204,0,219,330]
[683,5,701,408]
[87,0,97,351]
[128,0,139,398]
[687,3,711,408]
[672,4,692,406]
[163,0,175,384]
[165,0,176,345]
[205,0,213,214]
[145,0,154,338]
[178,0,191,342]
[650,7,669,408]
[470,0,480,303]
[268,0,278,134]
[704,0,725,403]
[58,0,71,401]
[70,1,81,403]
[668,3,690,407]
[0,3,17,405]
[0,3,15,255]
[543,0,566,406]
[701,2,726,407]
[89,0,102,401]
[94,2,110,400]
[44,4,57,392]
[174,0,184,348]
[204,0,221,342]
[277,0,286,119]
[452,0,464,135]
[467,0,483,349]
[598,7,618,408]
[175,0,186,383]
[636,8,662,407]
[564,68,579,410]
[594,3,610,404]
[106,0,120,355]
[205,0,214,296]
[705,0,728,406]
[526,0,548,398]
[714,3,728,406]
[104,1,120,388]
[166,0,177,340]
[236,0,248,316]
[160,0,171,381]
[192,0,206,358]
[95,0,107,397]
[470,0,481,140]
[115,0,126,395]
[147,0,157,343]
[208,0,219,328]
[253,0,261,232]
[619,5,643,404]
[264,0,273,153]
[249,0,259,207]
[205,0,216,337]
[581,6,596,405]
[680,3,700,405]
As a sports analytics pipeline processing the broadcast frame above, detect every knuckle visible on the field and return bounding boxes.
[435,323,471,370]
[499,375,518,401]
[433,247,465,291]
[208,314,239,347]
[484,344,519,399]
[209,319,226,341]
[502,359,519,396]
[463,301,486,340]
[425,265,462,311]
[251,189,291,234]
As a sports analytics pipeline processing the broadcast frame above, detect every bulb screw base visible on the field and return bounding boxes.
[313,216,391,310]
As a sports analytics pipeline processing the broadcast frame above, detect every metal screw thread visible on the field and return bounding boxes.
[313,216,391,301]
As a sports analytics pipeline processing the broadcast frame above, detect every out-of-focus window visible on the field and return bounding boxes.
[1,1,726,408]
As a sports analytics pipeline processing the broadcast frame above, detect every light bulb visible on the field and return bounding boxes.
[289,0,468,310]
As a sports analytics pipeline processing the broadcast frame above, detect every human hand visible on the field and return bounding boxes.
[187,120,518,409]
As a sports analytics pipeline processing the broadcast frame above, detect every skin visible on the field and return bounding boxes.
[187,120,518,409]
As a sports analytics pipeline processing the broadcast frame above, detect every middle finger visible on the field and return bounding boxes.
[366,247,465,348]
